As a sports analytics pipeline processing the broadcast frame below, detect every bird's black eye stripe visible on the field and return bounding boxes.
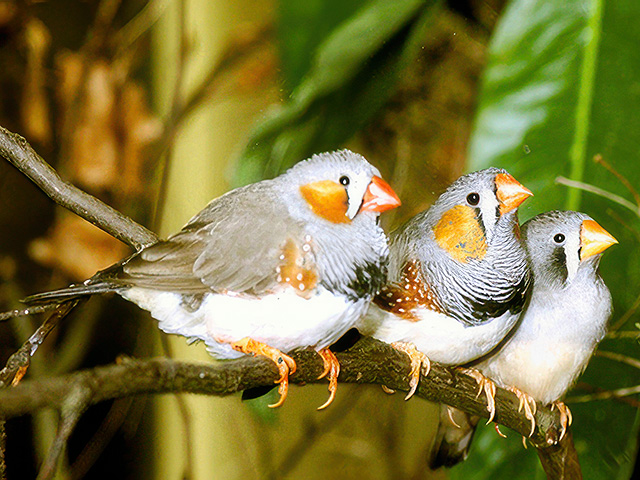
[466,192,480,206]
[553,233,565,244]
[339,175,350,186]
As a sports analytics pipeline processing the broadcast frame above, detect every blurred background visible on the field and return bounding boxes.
[0,0,639,478]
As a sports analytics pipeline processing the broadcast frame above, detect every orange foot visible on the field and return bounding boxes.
[551,401,572,441]
[316,348,340,410]
[231,337,296,408]
[508,386,537,437]
[391,342,431,400]
[460,368,497,424]
[11,365,29,386]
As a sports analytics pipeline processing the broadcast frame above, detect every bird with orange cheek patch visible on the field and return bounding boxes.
[24,150,400,409]
[357,168,532,412]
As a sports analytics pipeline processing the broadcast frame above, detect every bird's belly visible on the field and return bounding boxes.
[122,287,365,359]
[359,305,519,365]
[482,341,587,404]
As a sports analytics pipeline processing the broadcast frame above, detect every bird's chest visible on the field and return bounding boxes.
[493,340,585,403]
[123,287,366,359]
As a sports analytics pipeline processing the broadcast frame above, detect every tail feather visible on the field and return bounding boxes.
[22,282,116,305]
[429,405,479,469]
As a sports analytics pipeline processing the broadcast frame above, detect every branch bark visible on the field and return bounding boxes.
[0,126,158,250]
[0,125,580,479]
[0,337,578,477]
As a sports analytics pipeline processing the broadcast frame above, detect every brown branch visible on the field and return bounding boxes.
[0,337,578,478]
[0,125,158,250]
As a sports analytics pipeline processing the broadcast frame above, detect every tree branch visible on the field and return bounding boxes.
[0,125,158,250]
[0,337,578,478]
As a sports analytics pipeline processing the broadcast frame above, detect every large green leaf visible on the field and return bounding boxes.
[460,0,640,478]
[232,0,438,186]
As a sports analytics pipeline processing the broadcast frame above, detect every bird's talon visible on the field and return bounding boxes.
[554,401,572,441]
[461,368,497,424]
[231,337,295,407]
[494,423,507,438]
[381,385,395,394]
[391,342,429,401]
[317,348,340,409]
[508,386,536,436]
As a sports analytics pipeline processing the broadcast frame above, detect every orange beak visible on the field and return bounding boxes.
[360,175,401,213]
[580,219,618,260]
[495,173,533,214]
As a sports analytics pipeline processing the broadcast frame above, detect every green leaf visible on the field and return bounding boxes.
[232,0,438,186]
[464,0,640,478]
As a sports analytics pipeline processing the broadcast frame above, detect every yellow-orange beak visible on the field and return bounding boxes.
[360,175,401,213]
[580,219,618,260]
[495,173,533,214]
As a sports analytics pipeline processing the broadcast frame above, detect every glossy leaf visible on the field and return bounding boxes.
[232,0,437,186]
[460,0,640,478]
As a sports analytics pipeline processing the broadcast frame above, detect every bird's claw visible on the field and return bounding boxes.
[390,342,430,400]
[551,401,572,441]
[231,337,296,408]
[461,368,497,424]
[508,386,537,437]
[316,348,340,410]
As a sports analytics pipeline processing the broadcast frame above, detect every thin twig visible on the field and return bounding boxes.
[159,334,194,480]
[0,303,62,322]
[0,126,158,250]
[152,23,273,165]
[0,418,5,480]
[610,289,640,331]
[605,330,640,340]
[0,301,79,387]
[555,176,639,215]
[593,154,640,207]
[566,385,640,404]
[277,388,364,476]
[69,397,134,480]
[37,386,90,480]
[151,0,189,231]
[112,0,170,58]
[596,350,640,370]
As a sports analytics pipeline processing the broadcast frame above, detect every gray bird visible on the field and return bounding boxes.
[25,150,401,408]
[357,168,532,400]
[430,210,617,468]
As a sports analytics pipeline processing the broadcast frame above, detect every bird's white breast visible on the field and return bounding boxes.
[122,287,367,359]
[477,280,610,404]
[358,304,520,365]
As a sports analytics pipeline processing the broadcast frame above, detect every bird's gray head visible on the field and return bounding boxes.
[283,149,400,225]
[425,167,533,254]
[522,210,618,289]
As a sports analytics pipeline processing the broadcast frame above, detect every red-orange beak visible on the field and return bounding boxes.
[495,173,533,214]
[580,219,618,260]
[360,175,401,213]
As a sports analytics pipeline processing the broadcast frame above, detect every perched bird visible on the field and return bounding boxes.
[430,210,617,468]
[358,168,532,401]
[25,150,401,408]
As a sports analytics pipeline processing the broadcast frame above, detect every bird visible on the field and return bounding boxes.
[429,210,617,468]
[357,168,533,402]
[24,149,401,409]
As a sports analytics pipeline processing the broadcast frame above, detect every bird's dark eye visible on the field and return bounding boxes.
[339,175,350,186]
[466,193,480,206]
[554,233,565,244]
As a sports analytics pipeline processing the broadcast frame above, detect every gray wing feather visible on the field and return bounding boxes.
[116,183,306,295]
